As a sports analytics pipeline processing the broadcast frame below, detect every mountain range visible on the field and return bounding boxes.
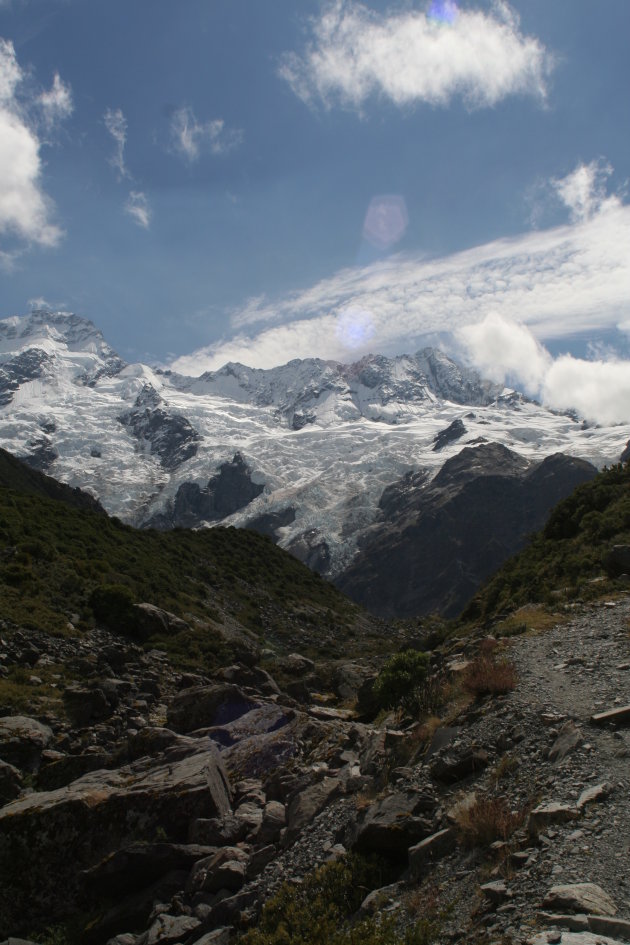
[0,309,628,616]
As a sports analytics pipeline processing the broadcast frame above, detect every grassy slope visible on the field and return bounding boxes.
[461,460,630,626]
[0,451,387,674]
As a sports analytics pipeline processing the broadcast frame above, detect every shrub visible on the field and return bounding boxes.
[239,855,396,945]
[462,656,517,697]
[454,795,524,849]
[372,649,429,715]
[89,583,137,634]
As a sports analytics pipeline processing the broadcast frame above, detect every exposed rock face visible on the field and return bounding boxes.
[0,738,230,932]
[337,444,598,617]
[433,417,467,451]
[0,347,52,406]
[149,453,265,528]
[620,440,630,463]
[118,385,200,470]
[246,507,296,541]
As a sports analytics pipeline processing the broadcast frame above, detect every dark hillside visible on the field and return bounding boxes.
[462,459,630,625]
[0,446,105,514]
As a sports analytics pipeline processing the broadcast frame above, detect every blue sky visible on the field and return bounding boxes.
[1,0,629,419]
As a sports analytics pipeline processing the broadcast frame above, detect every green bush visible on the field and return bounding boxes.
[373,649,429,715]
[89,583,137,633]
[239,855,427,945]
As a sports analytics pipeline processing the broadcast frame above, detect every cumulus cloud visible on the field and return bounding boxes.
[171,161,630,424]
[551,159,619,223]
[104,107,129,179]
[457,313,630,425]
[125,190,151,229]
[279,0,553,112]
[0,38,72,258]
[170,106,243,162]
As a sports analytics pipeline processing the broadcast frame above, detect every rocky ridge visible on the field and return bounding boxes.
[2,592,630,945]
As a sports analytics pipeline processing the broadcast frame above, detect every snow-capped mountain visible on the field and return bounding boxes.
[0,311,628,590]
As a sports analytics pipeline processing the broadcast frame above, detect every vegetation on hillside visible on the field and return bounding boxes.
[461,460,630,625]
[0,471,375,669]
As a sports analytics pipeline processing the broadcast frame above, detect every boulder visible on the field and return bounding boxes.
[430,747,489,784]
[542,884,617,917]
[0,715,53,772]
[187,846,249,895]
[259,800,286,843]
[285,777,342,843]
[548,722,583,763]
[83,841,218,895]
[63,686,113,726]
[137,913,201,945]
[408,828,457,874]
[528,803,580,836]
[351,790,437,858]
[166,684,258,734]
[0,737,230,936]
[0,760,22,804]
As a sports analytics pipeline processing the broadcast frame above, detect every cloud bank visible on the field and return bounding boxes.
[171,162,630,424]
[0,38,72,261]
[279,0,553,111]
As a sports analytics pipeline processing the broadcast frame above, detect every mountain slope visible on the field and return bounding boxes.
[461,458,630,624]
[0,310,628,607]
[337,444,598,617]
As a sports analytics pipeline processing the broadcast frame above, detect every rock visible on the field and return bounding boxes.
[137,913,201,945]
[408,828,457,874]
[133,603,189,642]
[188,846,249,895]
[247,844,277,878]
[0,760,23,803]
[259,800,286,843]
[351,789,437,859]
[285,777,342,843]
[591,705,630,727]
[0,715,53,772]
[431,748,489,784]
[166,684,258,734]
[63,686,113,726]
[0,738,231,936]
[542,884,617,917]
[189,814,247,846]
[283,653,315,675]
[37,750,110,790]
[530,933,626,945]
[548,722,583,763]
[480,880,511,905]
[83,842,218,896]
[83,870,190,945]
[192,931,231,945]
[126,727,184,762]
[576,782,613,809]
[528,803,580,836]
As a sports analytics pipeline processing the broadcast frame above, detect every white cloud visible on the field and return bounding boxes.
[279,0,553,112]
[456,312,551,393]
[170,106,243,162]
[0,38,71,252]
[125,190,151,229]
[38,72,73,130]
[104,107,129,179]
[457,313,630,425]
[171,161,630,426]
[552,159,619,223]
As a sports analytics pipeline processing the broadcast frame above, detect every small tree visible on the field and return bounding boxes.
[373,649,429,715]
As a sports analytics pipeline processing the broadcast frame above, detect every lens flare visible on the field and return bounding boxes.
[428,0,459,25]
[336,307,375,350]
[362,195,409,250]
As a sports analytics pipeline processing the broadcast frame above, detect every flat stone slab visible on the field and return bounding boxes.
[530,934,626,945]
[591,706,630,726]
[577,782,613,809]
[409,828,456,873]
[543,884,617,917]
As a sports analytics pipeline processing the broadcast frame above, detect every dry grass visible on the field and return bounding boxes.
[454,795,524,849]
[495,604,569,637]
[462,656,517,697]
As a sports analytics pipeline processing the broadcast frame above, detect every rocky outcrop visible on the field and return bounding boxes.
[0,347,52,406]
[337,444,598,617]
[118,385,200,470]
[148,453,264,528]
[433,417,467,451]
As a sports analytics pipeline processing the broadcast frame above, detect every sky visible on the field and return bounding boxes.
[1,0,629,422]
